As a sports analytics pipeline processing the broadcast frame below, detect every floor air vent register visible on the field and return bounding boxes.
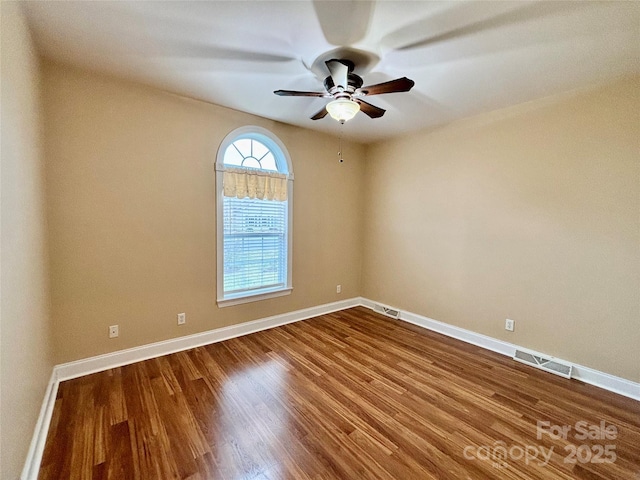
[373,304,401,319]
[513,349,573,379]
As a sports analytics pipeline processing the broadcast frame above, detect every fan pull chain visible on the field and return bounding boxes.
[338,128,344,163]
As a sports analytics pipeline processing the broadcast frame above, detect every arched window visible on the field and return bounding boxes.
[216,126,293,306]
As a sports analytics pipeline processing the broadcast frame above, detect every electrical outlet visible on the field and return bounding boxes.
[177,313,186,325]
[505,319,515,332]
[336,284,342,294]
[109,325,119,338]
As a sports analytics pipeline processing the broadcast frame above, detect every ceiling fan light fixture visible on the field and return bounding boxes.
[326,98,360,123]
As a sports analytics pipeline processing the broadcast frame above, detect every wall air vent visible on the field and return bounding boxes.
[514,349,573,379]
[373,304,401,319]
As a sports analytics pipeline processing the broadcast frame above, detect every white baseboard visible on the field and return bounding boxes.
[359,297,640,401]
[55,297,361,382]
[360,298,516,357]
[20,371,59,480]
[571,364,640,400]
[23,295,639,479]
[22,297,359,479]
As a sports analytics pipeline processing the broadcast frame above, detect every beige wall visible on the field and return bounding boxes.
[43,62,365,364]
[41,63,640,383]
[362,77,640,382]
[0,3,53,478]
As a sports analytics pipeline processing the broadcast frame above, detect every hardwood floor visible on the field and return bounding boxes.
[38,307,640,480]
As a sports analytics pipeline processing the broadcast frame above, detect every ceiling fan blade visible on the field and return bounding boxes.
[325,59,350,90]
[355,99,385,119]
[382,1,581,52]
[312,0,374,46]
[274,90,327,97]
[359,77,415,96]
[167,42,297,63]
[310,106,329,120]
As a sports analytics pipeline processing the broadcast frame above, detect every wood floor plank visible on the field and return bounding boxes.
[38,307,640,479]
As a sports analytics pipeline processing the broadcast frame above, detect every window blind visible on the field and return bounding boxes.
[223,196,288,295]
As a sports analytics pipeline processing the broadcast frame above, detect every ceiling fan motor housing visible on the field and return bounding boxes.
[323,73,364,96]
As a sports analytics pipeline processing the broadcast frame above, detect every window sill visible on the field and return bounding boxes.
[217,287,292,308]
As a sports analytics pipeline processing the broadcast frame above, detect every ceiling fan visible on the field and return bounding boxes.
[274,59,414,124]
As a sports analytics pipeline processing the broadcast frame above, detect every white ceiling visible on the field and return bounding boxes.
[22,0,640,144]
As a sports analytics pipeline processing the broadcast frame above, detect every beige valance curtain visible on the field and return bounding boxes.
[222,167,288,201]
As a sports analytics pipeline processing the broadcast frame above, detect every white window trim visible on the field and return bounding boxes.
[215,126,294,307]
